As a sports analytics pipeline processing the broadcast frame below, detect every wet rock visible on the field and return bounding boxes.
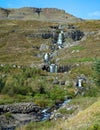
[41,64,50,72]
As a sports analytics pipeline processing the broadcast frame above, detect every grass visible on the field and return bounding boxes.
[63,57,94,63]
[17,120,56,130]
[73,20,100,31]
[0,20,100,65]
[0,20,55,65]
[0,19,100,130]
[0,94,34,105]
[70,45,86,51]
[68,97,98,110]
[60,99,100,130]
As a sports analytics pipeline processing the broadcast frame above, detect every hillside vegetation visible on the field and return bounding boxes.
[0,20,100,65]
[0,10,100,130]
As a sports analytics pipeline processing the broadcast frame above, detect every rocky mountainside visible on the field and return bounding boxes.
[0,7,82,22]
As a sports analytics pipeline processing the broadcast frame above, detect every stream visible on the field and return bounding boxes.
[18,98,71,129]
[41,98,71,121]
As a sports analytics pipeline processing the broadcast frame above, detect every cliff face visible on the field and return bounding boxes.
[0,7,82,22]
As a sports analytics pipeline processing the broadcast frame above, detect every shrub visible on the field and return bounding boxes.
[2,79,33,96]
[48,86,68,101]
[93,59,100,86]
[34,94,52,107]
[84,87,99,97]
[0,76,5,92]
[3,64,11,73]
[88,124,100,130]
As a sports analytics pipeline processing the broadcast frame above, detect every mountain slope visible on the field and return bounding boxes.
[0,7,82,22]
[0,20,100,66]
[57,100,100,130]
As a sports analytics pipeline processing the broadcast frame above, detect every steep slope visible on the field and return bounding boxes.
[56,100,100,130]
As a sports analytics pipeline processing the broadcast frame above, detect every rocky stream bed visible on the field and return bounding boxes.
[0,99,72,130]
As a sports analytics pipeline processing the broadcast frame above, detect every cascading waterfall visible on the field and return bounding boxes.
[57,30,64,48]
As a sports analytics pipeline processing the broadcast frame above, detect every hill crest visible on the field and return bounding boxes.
[0,7,82,22]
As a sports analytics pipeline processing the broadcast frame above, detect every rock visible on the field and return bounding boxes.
[55,112,63,119]
[55,58,60,63]
[12,64,17,68]
[51,51,59,57]
[53,79,59,84]
[39,44,49,51]
[58,65,71,73]
[0,114,16,130]
[0,102,41,114]
[59,81,65,85]
[65,80,71,86]
[0,102,43,129]
[0,8,10,18]
[25,33,42,38]
[67,24,76,29]
[41,64,50,72]
[65,30,84,41]
[42,33,51,39]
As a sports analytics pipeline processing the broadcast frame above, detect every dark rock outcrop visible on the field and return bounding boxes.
[58,65,71,73]
[42,33,51,39]
[0,102,43,129]
[41,64,72,73]
[0,8,11,18]
[65,30,84,41]
[0,102,41,114]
